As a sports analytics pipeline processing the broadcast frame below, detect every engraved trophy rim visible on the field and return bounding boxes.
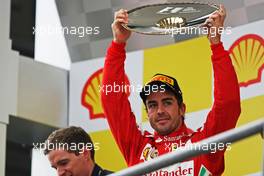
[122,2,219,35]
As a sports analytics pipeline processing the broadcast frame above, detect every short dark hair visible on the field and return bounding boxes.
[44,126,95,161]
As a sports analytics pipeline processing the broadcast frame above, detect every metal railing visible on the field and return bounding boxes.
[109,118,264,176]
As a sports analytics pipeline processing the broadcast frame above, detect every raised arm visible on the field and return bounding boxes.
[200,5,241,137]
[101,9,143,165]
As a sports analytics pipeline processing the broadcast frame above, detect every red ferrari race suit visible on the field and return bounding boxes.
[101,41,241,176]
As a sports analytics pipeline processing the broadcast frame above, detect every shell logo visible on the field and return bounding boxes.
[229,34,264,87]
[142,147,150,161]
[81,68,130,119]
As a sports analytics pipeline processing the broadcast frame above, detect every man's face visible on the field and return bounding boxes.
[48,149,91,176]
[146,90,185,135]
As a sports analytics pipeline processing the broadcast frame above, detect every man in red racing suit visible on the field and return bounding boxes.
[101,5,241,176]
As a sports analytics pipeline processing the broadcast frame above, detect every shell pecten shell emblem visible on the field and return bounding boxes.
[81,68,131,119]
[229,34,264,87]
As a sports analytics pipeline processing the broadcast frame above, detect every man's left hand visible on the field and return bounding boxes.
[204,4,226,45]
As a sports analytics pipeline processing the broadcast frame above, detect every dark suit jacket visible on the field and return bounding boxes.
[91,164,113,176]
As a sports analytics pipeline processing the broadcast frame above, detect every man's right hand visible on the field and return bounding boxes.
[112,9,131,44]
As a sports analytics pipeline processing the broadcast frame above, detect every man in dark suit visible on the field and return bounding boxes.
[44,126,113,176]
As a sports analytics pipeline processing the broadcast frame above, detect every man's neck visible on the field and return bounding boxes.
[87,161,95,176]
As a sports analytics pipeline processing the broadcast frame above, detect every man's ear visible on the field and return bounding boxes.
[179,103,186,116]
[81,149,92,161]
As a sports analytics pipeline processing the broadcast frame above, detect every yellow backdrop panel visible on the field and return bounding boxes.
[224,95,264,175]
[142,36,212,121]
[90,130,126,171]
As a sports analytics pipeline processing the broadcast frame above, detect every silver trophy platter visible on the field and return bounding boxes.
[123,2,219,35]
